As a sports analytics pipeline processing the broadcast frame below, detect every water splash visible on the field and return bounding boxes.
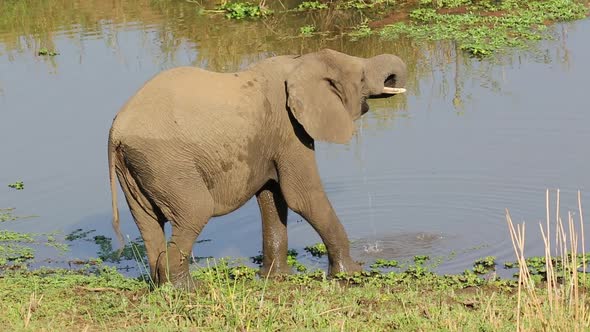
[358,116,379,246]
[363,241,383,253]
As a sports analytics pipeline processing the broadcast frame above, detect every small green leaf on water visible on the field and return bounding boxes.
[305,243,328,257]
[473,256,496,274]
[287,249,307,272]
[8,181,24,190]
[413,255,430,265]
[370,258,399,269]
[38,48,59,56]
[218,2,272,20]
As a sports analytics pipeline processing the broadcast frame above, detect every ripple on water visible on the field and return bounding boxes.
[321,167,578,272]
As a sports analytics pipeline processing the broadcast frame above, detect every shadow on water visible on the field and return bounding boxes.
[1,0,590,275]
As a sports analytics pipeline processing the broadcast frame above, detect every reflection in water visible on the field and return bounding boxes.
[1,0,589,274]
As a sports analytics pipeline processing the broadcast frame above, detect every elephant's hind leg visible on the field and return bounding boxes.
[153,181,214,290]
[117,172,167,286]
[127,200,167,286]
[256,180,292,277]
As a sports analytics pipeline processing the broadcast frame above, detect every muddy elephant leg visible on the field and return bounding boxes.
[278,159,362,276]
[129,205,167,285]
[119,179,167,286]
[256,180,291,277]
[165,229,200,290]
[149,180,214,290]
[164,200,213,290]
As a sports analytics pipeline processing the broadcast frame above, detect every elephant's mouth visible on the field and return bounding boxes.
[369,74,407,99]
[361,100,370,115]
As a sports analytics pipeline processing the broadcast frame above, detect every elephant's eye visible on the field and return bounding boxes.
[326,78,344,103]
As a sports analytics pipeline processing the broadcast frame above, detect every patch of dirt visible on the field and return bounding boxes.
[482,10,508,17]
[369,11,410,28]
[436,6,507,16]
[437,6,469,15]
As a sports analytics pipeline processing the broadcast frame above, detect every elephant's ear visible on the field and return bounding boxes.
[286,59,356,144]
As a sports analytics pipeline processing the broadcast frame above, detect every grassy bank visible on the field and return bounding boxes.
[377,0,589,57]
[0,264,517,331]
[1,190,589,331]
[201,0,590,57]
[0,257,586,331]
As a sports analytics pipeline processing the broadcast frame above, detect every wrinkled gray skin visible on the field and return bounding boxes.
[108,49,407,289]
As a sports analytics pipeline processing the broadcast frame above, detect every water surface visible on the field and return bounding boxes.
[1,1,589,274]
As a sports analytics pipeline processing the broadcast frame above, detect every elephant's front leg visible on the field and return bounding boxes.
[278,158,362,276]
[256,180,292,277]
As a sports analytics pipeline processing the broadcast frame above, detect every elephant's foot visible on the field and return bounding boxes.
[328,258,363,276]
[170,272,200,291]
[258,262,293,279]
[154,242,199,291]
[152,268,199,291]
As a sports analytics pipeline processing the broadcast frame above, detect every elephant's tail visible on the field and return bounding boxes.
[108,127,124,247]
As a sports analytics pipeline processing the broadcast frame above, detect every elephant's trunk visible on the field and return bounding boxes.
[364,54,408,98]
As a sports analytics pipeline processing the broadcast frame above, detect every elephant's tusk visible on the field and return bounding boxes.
[382,87,406,94]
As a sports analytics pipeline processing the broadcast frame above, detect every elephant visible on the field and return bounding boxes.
[108,48,407,288]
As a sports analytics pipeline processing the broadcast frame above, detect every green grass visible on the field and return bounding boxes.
[0,255,584,331]
[0,260,516,331]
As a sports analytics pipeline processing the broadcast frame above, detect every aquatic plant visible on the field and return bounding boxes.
[299,24,316,36]
[304,242,328,257]
[37,48,58,56]
[370,258,399,268]
[473,256,496,274]
[218,1,272,19]
[297,1,328,11]
[7,181,24,190]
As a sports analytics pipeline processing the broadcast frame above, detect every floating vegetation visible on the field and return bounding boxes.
[7,181,24,190]
[473,256,496,274]
[304,242,328,257]
[38,48,59,56]
[218,1,272,20]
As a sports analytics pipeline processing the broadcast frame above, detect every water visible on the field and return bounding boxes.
[1,1,589,274]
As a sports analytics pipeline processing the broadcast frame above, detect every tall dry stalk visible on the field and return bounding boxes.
[506,189,589,331]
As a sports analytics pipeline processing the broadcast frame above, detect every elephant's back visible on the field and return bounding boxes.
[110,66,275,157]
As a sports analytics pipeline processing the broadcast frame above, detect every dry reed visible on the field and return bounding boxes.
[506,189,589,331]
